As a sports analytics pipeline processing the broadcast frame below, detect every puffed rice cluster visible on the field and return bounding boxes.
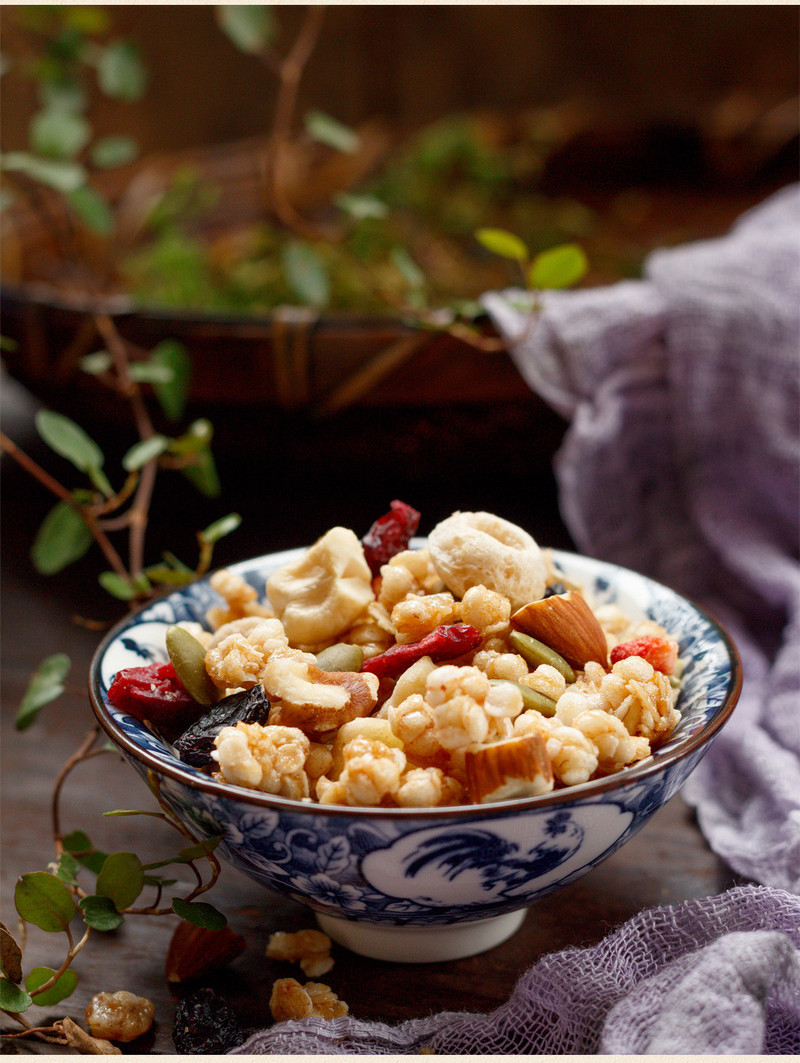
[185,513,682,808]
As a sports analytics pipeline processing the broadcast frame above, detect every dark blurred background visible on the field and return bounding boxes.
[2,5,798,157]
[2,5,798,567]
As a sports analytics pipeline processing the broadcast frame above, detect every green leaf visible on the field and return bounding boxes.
[14,873,75,933]
[39,76,88,116]
[90,134,139,169]
[304,110,360,154]
[68,184,114,235]
[171,897,227,930]
[143,566,196,587]
[35,410,105,475]
[30,108,91,159]
[79,350,112,375]
[65,6,111,34]
[1,152,87,194]
[0,977,32,1013]
[528,243,588,291]
[475,227,529,262]
[97,572,137,601]
[281,240,330,309]
[53,852,81,886]
[62,829,93,854]
[16,653,71,730]
[25,966,78,1007]
[390,247,425,290]
[177,837,222,862]
[128,362,176,384]
[79,895,123,931]
[62,831,115,874]
[216,5,277,54]
[0,923,23,984]
[334,191,388,220]
[122,434,169,472]
[200,512,241,545]
[181,447,221,499]
[150,339,191,421]
[96,852,144,911]
[96,41,147,101]
[31,501,93,575]
[170,418,212,456]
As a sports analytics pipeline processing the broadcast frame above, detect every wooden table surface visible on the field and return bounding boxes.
[0,371,746,1055]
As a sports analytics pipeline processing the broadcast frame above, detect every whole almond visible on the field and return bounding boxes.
[511,591,608,669]
[165,921,246,984]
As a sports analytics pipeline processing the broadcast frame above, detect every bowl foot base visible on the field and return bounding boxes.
[315,907,527,963]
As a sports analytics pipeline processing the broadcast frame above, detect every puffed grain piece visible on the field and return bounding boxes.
[514,709,599,786]
[390,591,460,644]
[206,568,274,629]
[396,766,465,807]
[213,722,310,798]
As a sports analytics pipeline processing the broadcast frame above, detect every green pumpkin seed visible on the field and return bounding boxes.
[166,625,218,705]
[509,629,576,683]
[489,678,557,718]
[315,642,364,673]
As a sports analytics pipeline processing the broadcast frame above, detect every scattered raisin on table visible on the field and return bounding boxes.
[174,686,271,768]
[172,987,243,1054]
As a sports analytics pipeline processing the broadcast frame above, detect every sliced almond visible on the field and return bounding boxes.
[511,591,609,669]
[464,733,553,803]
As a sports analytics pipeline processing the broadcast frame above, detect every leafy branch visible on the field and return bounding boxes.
[0,728,227,1047]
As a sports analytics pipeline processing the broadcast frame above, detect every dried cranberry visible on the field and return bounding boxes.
[361,623,482,679]
[172,987,243,1054]
[362,500,421,577]
[610,635,679,674]
[107,661,203,735]
[174,686,271,769]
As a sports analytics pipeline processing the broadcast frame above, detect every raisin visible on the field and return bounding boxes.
[174,686,271,769]
[172,987,243,1054]
[362,500,421,577]
[107,661,203,736]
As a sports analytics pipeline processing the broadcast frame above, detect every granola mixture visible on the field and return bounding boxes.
[112,505,684,807]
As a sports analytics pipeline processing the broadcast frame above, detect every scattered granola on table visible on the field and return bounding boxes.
[108,504,684,808]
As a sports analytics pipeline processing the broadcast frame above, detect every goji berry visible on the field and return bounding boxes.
[362,500,421,577]
[610,635,678,674]
[361,623,482,679]
[107,661,203,734]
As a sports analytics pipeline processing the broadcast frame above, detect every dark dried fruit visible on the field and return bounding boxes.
[172,987,243,1054]
[174,686,270,768]
[362,500,421,577]
[107,661,203,736]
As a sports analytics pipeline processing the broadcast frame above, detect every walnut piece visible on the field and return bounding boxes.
[267,929,334,977]
[264,658,380,737]
[84,991,154,1043]
[269,978,348,1021]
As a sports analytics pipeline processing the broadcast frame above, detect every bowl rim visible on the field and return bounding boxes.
[88,547,742,820]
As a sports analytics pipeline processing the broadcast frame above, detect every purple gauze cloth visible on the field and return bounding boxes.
[232,187,800,1055]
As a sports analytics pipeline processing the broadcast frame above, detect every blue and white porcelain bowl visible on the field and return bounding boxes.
[89,546,741,962]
